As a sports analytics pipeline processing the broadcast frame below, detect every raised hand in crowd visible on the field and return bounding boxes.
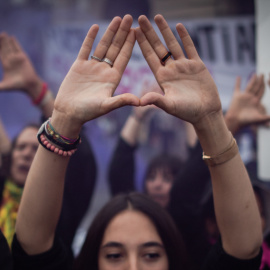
[0,33,54,117]
[225,74,270,134]
[120,81,159,146]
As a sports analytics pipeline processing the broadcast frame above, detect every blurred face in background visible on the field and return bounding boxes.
[10,127,39,186]
[145,167,174,208]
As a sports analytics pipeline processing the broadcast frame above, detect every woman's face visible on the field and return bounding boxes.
[145,169,174,208]
[10,127,39,186]
[98,209,169,270]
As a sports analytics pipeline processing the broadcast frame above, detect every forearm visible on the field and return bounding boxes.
[194,111,262,259]
[120,115,142,146]
[15,112,80,255]
[0,118,11,155]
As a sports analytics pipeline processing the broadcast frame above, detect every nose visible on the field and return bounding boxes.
[152,174,163,189]
[127,255,139,270]
[22,145,36,160]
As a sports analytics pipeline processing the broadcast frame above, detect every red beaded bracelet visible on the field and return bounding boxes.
[32,83,48,105]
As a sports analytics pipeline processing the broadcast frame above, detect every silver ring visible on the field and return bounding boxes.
[91,55,102,62]
[102,57,113,67]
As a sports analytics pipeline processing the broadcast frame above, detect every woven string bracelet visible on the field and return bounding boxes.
[37,119,81,157]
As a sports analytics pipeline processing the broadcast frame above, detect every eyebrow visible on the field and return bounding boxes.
[101,241,165,249]
[141,242,165,249]
[101,242,123,249]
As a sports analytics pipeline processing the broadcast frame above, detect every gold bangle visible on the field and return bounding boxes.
[202,133,239,166]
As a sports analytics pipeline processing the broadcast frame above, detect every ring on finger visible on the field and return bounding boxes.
[102,57,113,67]
[160,51,172,65]
[91,55,102,62]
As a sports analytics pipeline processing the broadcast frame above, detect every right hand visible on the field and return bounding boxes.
[52,15,140,137]
[0,33,43,96]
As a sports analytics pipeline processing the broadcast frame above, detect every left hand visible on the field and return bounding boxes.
[136,15,222,128]
[0,33,43,96]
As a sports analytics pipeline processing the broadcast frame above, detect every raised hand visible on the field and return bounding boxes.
[136,15,222,126]
[0,33,43,96]
[225,74,270,134]
[52,15,140,136]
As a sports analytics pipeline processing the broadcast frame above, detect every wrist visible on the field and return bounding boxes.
[224,112,240,135]
[193,110,232,155]
[50,110,82,139]
[25,78,44,99]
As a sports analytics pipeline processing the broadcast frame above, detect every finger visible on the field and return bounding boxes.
[0,79,15,90]
[77,24,99,61]
[256,74,265,99]
[176,23,200,60]
[135,27,161,75]
[244,73,257,94]
[104,15,133,64]
[10,36,23,53]
[234,76,241,93]
[92,17,122,60]
[140,92,172,114]
[113,29,135,75]
[154,14,184,60]
[138,15,173,65]
[104,93,140,112]
[0,34,12,61]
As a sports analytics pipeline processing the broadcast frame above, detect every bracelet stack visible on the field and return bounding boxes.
[37,118,81,157]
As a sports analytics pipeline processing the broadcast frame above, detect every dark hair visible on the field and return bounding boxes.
[1,124,39,178]
[73,192,188,270]
[143,154,183,193]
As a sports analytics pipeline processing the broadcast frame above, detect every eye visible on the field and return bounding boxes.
[144,252,161,260]
[106,253,122,260]
[15,144,26,151]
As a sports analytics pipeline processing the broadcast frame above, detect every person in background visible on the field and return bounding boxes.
[0,33,97,252]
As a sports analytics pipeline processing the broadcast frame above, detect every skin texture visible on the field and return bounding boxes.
[98,210,169,270]
[10,127,38,186]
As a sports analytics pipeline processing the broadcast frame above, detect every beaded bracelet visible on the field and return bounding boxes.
[37,119,81,157]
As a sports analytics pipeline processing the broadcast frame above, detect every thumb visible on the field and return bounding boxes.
[104,93,140,112]
[140,92,170,113]
[0,80,12,91]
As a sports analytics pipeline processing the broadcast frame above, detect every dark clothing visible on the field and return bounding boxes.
[10,233,262,270]
[168,141,213,269]
[12,234,72,270]
[56,131,97,249]
[108,137,136,196]
[0,230,12,270]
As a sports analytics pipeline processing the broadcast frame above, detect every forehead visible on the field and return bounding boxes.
[16,127,38,145]
[101,210,162,245]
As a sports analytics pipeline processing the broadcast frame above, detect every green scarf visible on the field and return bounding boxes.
[0,179,23,247]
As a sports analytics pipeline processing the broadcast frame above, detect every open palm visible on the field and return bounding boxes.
[136,15,221,125]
